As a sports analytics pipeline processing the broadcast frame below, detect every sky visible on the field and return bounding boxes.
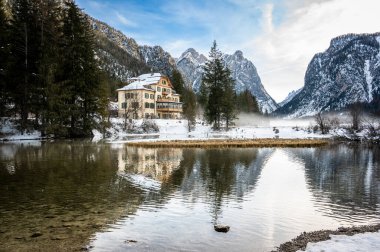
[76,0,380,102]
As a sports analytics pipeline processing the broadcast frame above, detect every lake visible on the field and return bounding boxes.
[0,141,379,251]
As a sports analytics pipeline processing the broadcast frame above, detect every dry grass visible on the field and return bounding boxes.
[127,138,329,148]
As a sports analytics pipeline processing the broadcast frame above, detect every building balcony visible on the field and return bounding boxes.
[157,98,178,103]
[156,107,182,112]
[156,102,182,112]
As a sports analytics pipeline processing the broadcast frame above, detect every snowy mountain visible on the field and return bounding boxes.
[278,89,301,107]
[176,49,278,113]
[277,33,380,117]
[176,48,207,90]
[90,17,176,82]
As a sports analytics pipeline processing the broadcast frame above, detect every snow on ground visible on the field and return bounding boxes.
[2,115,378,142]
[94,117,331,143]
[0,118,42,141]
[298,231,380,252]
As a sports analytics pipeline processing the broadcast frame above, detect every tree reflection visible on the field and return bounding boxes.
[289,144,380,220]
[0,141,146,251]
[121,147,272,224]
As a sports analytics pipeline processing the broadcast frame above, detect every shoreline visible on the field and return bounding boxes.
[274,224,380,252]
[126,138,329,148]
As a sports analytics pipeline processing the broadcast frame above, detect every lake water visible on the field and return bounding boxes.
[0,141,379,251]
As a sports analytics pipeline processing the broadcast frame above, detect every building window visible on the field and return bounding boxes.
[145,102,149,108]
[125,93,130,99]
[150,94,154,99]
[175,98,178,102]
[145,113,150,119]
[162,80,166,85]
[121,102,127,109]
[157,95,161,100]
[145,93,149,99]
[157,87,161,92]
[150,103,155,109]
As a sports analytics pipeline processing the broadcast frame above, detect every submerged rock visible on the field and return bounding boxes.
[30,232,42,238]
[214,225,230,233]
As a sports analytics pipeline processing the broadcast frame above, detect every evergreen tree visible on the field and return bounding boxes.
[220,71,236,130]
[59,0,106,137]
[201,41,236,130]
[183,88,197,131]
[171,70,196,131]
[236,89,260,113]
[8,0,42,132]
[170,69,185,96]
[33,0,63,134]
[0,0,10,116]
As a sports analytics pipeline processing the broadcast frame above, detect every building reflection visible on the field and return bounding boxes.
[117,146,272,223]
[117,146,183,183]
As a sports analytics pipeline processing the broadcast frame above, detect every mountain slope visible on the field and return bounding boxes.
[277,33,380,117]
[89,17,176,82]
[177,49,278,113]
[278,89,301,107]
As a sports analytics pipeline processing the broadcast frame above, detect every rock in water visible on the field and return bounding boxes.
[214,225,230,233]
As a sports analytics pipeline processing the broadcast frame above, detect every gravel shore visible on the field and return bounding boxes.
[274,224,380,252]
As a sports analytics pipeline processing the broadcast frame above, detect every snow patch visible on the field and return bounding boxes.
[298,231,380,252]
[364,60,373,102]
[122,174,161,191]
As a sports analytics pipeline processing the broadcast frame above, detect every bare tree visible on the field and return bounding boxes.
[122,93,141,130]
[349,103,363,131]
[314,112,329,134]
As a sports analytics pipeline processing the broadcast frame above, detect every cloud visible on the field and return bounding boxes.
[78,0,380,103]
[251,0,380,102]
[115,12,137,28]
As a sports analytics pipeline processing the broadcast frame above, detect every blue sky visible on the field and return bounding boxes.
[77,0,380,102]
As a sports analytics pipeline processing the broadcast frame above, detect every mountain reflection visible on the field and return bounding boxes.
[288,144,380,221]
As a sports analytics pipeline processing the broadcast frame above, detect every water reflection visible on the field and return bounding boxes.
[115,146,272,221]
[0,141,147,251]
[1,142,379,252]
[288,145,380,222]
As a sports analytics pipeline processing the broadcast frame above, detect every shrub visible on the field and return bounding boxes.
[141,120,159,133]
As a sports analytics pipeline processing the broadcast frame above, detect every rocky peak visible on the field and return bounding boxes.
[176,48,278,113]
[233,50,244,61]
[178,48,207,66]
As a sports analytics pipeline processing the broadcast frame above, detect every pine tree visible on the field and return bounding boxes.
[182,87,197,131]
[171,69,196,131]
[59,0,107,137]
[170,69,185,96]
[33,0,63,134]
[201,41,236,130]
[0,0,10,116]
[8,0,42,132]
[220,70,236,130]
[236,89,260,113]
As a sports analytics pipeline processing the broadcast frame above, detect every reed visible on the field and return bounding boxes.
[126,138,329,148]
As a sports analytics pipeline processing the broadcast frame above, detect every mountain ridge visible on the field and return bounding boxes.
[276,32,380,117]
[177,48,278,113]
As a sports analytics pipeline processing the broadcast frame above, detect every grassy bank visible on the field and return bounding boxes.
[126,138,329,148]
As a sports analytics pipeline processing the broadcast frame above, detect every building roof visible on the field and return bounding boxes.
[117,73,163,91]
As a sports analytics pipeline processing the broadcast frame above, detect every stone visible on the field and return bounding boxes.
[30,232,42,238]
[214,225,230,233]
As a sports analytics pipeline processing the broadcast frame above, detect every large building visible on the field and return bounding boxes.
[117,73,182,119]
